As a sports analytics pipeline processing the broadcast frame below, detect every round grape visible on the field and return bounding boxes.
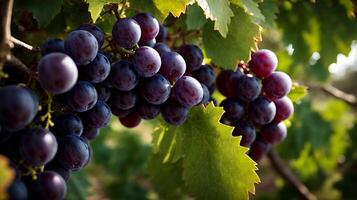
[110,90,137,110]
[51,114,83,136]
[112,18,141,48]
[82,101,112,128]
[41,39,65,56]
[260,122,287,144]
[274,96,294,122]
[67,81,98,112]
[248,49,278,79]
[133,46,161,77]
[45,161,71,181]
[200,84,210,105]
[161,100,189,125]
[248,97,276,125]
[154,42,171,56]
[216,70,243,97]
[262,71,292,101]
[81,126,100,141]
[193,64,215,87]
[232,121,256,147]
[110,105,130,118]
[76,23,105,48]
[137,101,160,120]
[119,111,142,128]
[248,138,271,162]
[156,24,167,42]
[133,12,160,41]
[140,74,171,105]
[159,51,186,82]
[110,60,139,91]
[178,44,203,71]
[220,98,245,121]
[80,53,111,83]
[173,76,203,107]
[7,179,28,200]
[138,38,156,47]
[95,84,111,102]
[236,74,261,102]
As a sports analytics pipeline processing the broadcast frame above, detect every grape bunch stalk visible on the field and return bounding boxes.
[217,49,294,162]
[0,12,216,200]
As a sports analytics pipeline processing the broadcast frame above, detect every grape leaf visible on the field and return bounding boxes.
[153,0,191,18]
[288,84,308,103]
[231,0,265,23]
[259,0,279,28]
[85,0,121,22]
[185,3,207,30]
[14,0,64,27]
[203,6,261,69]
[196,0,234,37]
[0,155,14,200]
[129,0,165,21]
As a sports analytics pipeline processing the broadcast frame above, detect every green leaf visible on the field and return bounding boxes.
[129,0,165,21]
[66,170,91,200]
[153,0,191,18]
[197,0,234,37]
[63,0,92,29]
[231,0,265,23]
[288,84,308,103]
[14,0,64,27]
[185,3,207,30]
[0,155,14,200]
[85,0,121,22]
[203,6,261,69]
[259,0,279,28]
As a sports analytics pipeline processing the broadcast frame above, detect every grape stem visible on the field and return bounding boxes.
[267,149,317,200]
[10,36,40,52]
[117,46,135,55]
[40,92,55,129]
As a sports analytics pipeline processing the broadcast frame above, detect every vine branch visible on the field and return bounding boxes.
[309,83,357,107]
[0,0,14,71]
[267,149,317,200]
[11,36,39,51]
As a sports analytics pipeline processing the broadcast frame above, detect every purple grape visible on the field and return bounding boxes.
[80,53,111,83]
[216,70,243,97]
[19,128,58,167]
[161,100,189,125]
[138,38,156,47]
[248,97,276,125]
[76,23,105,48]
[200,84,210,105]
[154,42,171,56]
[236,74,261,102]
[95,84,111,102]
[248,138,271,162]
[178,44,203,71]
[38,53,78,94]
[56,134,91,171]
[119,111,141,128]
[156,24,167,42]
[110,60,138,91]
[112,18,141,48]
[82,101,112,128]
[7,179,28,200]
[219,113,235,126]
[110,105,130,118]
[110,90,137,110]
[51,114,83,136]
[66,81,98,112]
[159,52,186,82]
[133,12,160,41]
[274,96,294,122]
[140,74,171,105]
[26,171,66,200]
[173,76,203,107]
[260,122,287,144]
[137,101,160,120]
[41,39,65,56]
[0,86,38,131]
[81,126,100,141]
[232,121,256,147]
[45,161,71,181]
[133,46,161,77]
[262,71,292,101]
[248,49,278,79]
[208,83,216,95]
[193,64,215,87]
[64,30,98,65]
[220,98,245,121]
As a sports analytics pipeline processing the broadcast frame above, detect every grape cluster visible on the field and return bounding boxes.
[0,12,215,199]
[217,49,294,162]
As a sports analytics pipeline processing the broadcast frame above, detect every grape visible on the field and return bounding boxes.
[119,111,142,128]
[95,84,111,102]
[161,100,189,125]
[236,74,261,102]
[154,42,171,56]
[216,70,243,97]
[248,138,271,162]
[138,38,156,47]
[248,97,276,125]
[159,52,186,82]
[274,96,294,122]
[112,18,141,48]
[7,179,28,200]
[0,86,38,131]
[200,84,210,105]
[26,171,67,200]
[156,24,167,42]
[137,101,160,120]
[140,74,171,105]
[82,101,112,128]
[208,83,216,95]
[45,161,71,181]
[178,44,203,71]
[248,49,278,79]
[38,53,78,94]
[81,126,100,141]
[220,98,245,121]
[262,71,292,101]
[133,46,161,77]
[232,121,256,147]
[260,122,287,144]
[64,30,98,65]
[219,113,235,126]
[41,39,65,56]
[110,60,138,91]
[76,23,105,48]
[19,128,57,167]
[66,81,98,112]
[110,90,137,110]
[192,64,215,87]
[51,114,83,136]
[56,134,91,171]
[173,76,203,107]
[80,53,111,83]
[110,105,130,118]
[133,12,160,41]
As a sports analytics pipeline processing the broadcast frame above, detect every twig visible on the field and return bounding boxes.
[267,149,317,200]
[10,36,39,51]
[0,0,14,70]
[309,83,357,107]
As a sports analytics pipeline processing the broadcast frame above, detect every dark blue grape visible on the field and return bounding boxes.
[109,105,130,118]
[81,126,100,141]
[173,76,203,107]
[82,101,112,128]
[64,30,98,65]
[133,12,160,41]
[76,23,105,48]
[7,179,28,200]
[154,42,171,56]
[110,90,137,110]
[156,24,167,42]
[95,84,111,102]
[45,161,71,181]
[216,70,243,97]
[159,51,186,82]
[38,53,78,94]
[200,84,210,105]
[119,111,141,128]
[80,53,111,83]
[137,101,160,120]
[133,46,161,77]
[193,64,215,87]
[178,44,203,71]
[138,38,156,47]
[110,60,138,91]
[161,100,189,125]
[248,138,271,162]
[232,121,256,147]
[112,18,141,48]
[41,39,65,56]
[51,114,83,136]
[66,81,98,112]
[220,98,245,121]
[248,97,276,125]
[236,74,261,102]
[141,74,171,105]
